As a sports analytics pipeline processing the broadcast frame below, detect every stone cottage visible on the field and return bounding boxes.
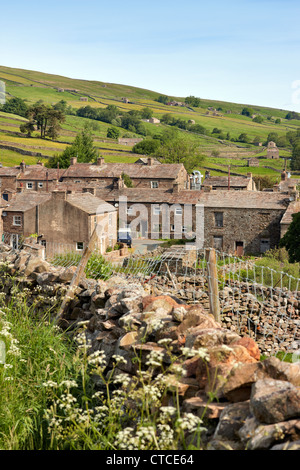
[84,185,290,256]
[2,190,117,256]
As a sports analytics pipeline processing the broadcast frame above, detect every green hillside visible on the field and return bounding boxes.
[0,64,299,183]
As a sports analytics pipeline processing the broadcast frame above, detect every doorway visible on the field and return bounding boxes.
[235,241,244,256]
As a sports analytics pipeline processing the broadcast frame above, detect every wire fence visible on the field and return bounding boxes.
[47,242,300,359]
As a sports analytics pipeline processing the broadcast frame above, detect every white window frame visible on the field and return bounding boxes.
[127,207,134,215]
[26,182,33,189]
[175,207,183,215]
[151,181,159,189]
[76,242,84,251]
[153,206,161,215]
[13,215,22,226]
[38,182,43,188]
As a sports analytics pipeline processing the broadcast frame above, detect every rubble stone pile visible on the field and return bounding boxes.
[0,243,300,449]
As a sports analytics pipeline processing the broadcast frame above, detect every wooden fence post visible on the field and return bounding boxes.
[54,227,100,324]
[205,248,221,323]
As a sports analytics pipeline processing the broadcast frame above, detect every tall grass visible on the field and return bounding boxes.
[0,279,211,450]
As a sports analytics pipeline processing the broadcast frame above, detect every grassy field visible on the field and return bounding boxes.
[0,64,299,173]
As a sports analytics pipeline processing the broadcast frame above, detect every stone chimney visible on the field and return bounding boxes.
[70,157,77,166]
[83,187,96,195]
[281,170,287,181]
[148,157,154,166]
[173,183,180,193]
[97,157,105,166]
[117,176,125,189]
[51,190,66,200]
[20,160,26,173]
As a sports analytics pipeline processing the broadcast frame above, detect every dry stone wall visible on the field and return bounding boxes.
[0,243,300,450]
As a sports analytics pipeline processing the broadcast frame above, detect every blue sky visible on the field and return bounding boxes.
[1,0,300,111]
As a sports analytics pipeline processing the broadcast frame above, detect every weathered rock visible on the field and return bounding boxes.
[222,362,267,402]
[232,336,261,361]
[142,295,185,315]
[177,308,220,339]
[197,344,257,397]
[183,394,229,420]
[250,378,300,424]
[185,327,240,350]
[57,266,77,283]
[271,440,300,450]
[212,400,251,442]
[239,417,300,450]
[262,356,300,387]
[172,306,188,322]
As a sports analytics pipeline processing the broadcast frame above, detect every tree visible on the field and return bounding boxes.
[47,128,98,168]
[185,96,201,107]
[20,121,35,137]
[267,132,279,144]
[238,133,249,143]
[241,107,254,117]
[253,175,277,190]
[252,115,264,123]
[141,107,153,119]
[27,103,65,139]
[285,111,300,120]
[2,97,28,117]
[280,212,300,262]
[291,140,300,170]
[107,127,120,139]
[132,138,160,155]
[121,172,133,187]
[153,132,205,173]
[155,95,169,104]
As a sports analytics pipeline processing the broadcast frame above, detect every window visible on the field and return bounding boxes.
[13,215,22,226]
[151,181,159,189]
[175,207,183,215]
[127,207,134,215]
[214,212,223,227]
[2,193,8,201]
[153,206,161,215]
[38,182,43,188]
[213,236,223,250]
[171,224,175,232]
[74,180,81,184]
[26,182,33,189]
[76,242,84,251]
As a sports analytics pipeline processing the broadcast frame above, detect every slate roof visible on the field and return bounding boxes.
[4,190,115,215]
[4,192,51,212]
[66,193,116,214]
[280,201,300,225]
[61,162,185,180]
[202,176,251,188]
[88,187,289,210]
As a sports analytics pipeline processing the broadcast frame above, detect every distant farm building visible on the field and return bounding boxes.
[80,97,88,102]
[118,137,143,146]
[267,141,280,159]
[149,117,160,124]
[247,158,260,167]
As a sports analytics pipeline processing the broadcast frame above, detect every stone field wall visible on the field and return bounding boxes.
[0,243,300,450]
